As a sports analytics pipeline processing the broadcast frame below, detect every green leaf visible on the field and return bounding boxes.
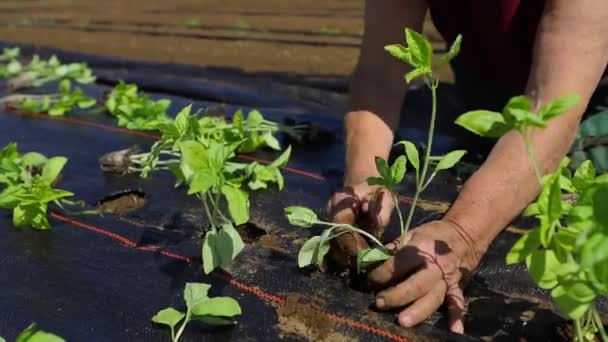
[41,156,67,184]
[270,146,291,169]
[221,185,249,225]
[193,315,237,326]
[0,185,26,209]
[184,282,212,308]
[179,140,210,176]
[298,236,321,268]
[188,170,219,195]
[572,160,596,191]
[399,140,419,171]
[151,307,185,329]
[504,95,533,113]
[174,104,192,134]
[547,174,563,225]
[202,229,219,274]
[246,110,264,127]
[538,94,580,120]
[15,324,37,342]
[439,34,462,65]
[191,297,242,317]
[506,229,541,264]
[374,157,392,183]
[15,324,64,342]
[593,183,608,227]
[384,44,412,65]
[508,108,546,128]
[263,132,281,150]
[404,67,431,83]
[315,228,333,266]
[552,284,593,320]
[435,150,466,171]
[285,206,318,227]
[58,79,71,93]
[216,223,245,267]
[0,336,5,342]
[21,152,48,169]
[390,155,406,184]
[357,247,391,273]
[455,110,509,138]
[525,249,560,289]
[366,176,386,187]
[404,28,432,69]
[580,233,608,268]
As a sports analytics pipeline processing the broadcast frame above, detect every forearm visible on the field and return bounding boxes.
[344,0,427,186]
[445,0,608,260]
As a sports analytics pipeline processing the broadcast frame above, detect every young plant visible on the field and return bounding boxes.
[104,81,172,130]
[100,105,293,273]
[456,95,608,341]
[0,142,94,229]
[1,323,65,342]
[285,29,467,272]
[151,282,241,342]
[0,47,22,79]
[1,79,96,116]
[7,55,95,91]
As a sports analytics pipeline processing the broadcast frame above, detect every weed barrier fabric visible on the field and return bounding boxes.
[0,44,604,341]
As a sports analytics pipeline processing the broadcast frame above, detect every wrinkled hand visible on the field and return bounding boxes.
[326,182,394,268]
[368,220,480,334]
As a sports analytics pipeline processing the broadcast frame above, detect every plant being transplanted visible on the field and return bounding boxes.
[0,79,96,116]
[285,29,466,272]
[7,54,95,91]
[151,282,241,342]
[100,105,293,274]
[457,95,608,341]
[1,323,65,342]
[0,142,95,229]
[104,81,172,130]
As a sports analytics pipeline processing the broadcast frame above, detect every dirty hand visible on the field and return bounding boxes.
[368,220,481,334]
[326,182,395,268]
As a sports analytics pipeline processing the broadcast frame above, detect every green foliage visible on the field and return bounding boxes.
[12,80,96,116]
[8,54,95,90]
[152,282,241,342]
[0,143,74,229]
[105,81,172,130]
[0,47,22,79]
[13,323,64,342]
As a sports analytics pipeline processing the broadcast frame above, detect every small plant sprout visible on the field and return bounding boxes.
[285,206,388,272]
[100,105,294,274]
[7,54,95,91]
[0,142,96,229]
[152,282,241,342]
[2,323,65,342]
[456,95,608,341]
[285,29,467,272]
[0,47,22,79]
[104,81,172,130]
[0,79,96,116]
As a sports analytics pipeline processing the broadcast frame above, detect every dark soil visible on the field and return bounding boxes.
[98,189,146,215]
[277,293,349,341]
[237,222,267,243]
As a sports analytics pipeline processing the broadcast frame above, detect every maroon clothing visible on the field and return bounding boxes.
[428,0,545,89]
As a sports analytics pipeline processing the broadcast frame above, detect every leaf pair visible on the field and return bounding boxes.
[456,94,580,138]
[385,29,461,83]
[202,223,245,274]
[152,282,241,342]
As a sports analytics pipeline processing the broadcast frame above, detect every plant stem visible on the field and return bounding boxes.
[403,80,438,233]
[173,310,190,342]
[209,191,231,224]
[392,192,405,235]
[575,318,584,342]
[201,194,216,229]
[522,129,543,184]
[318,221,385,248]
[593,307,608,342]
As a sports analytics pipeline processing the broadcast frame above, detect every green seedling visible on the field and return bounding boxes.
[285,29,466,272]
[0,79,96,116]
[456,95,608,341]
[285,206,390,272]
[100,105,293,273]
[105,81,172,130]
[7,54,95,91]
[0,142,96,229]
[1,322,65,342]
[0,47,22,79]
[151,282,241,342]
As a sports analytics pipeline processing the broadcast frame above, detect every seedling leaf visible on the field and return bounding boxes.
[539,94,580,120]
[439,34,462,65]
[435,150,467,171]
[399,140,419,171]
[506,229,540,264]
[455,110,508,138]
[221,185,249,225]
[191,297,242,317]
[374,157,392,184]
[41,157,67,184]
[390,155,407,184]
[151,307,185,329]
[298,236,321,267]
[184,282,212,309]
[404,28,432,69]
[525,249,560,289]
[357,247,391,273]
[285,206,318,227]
